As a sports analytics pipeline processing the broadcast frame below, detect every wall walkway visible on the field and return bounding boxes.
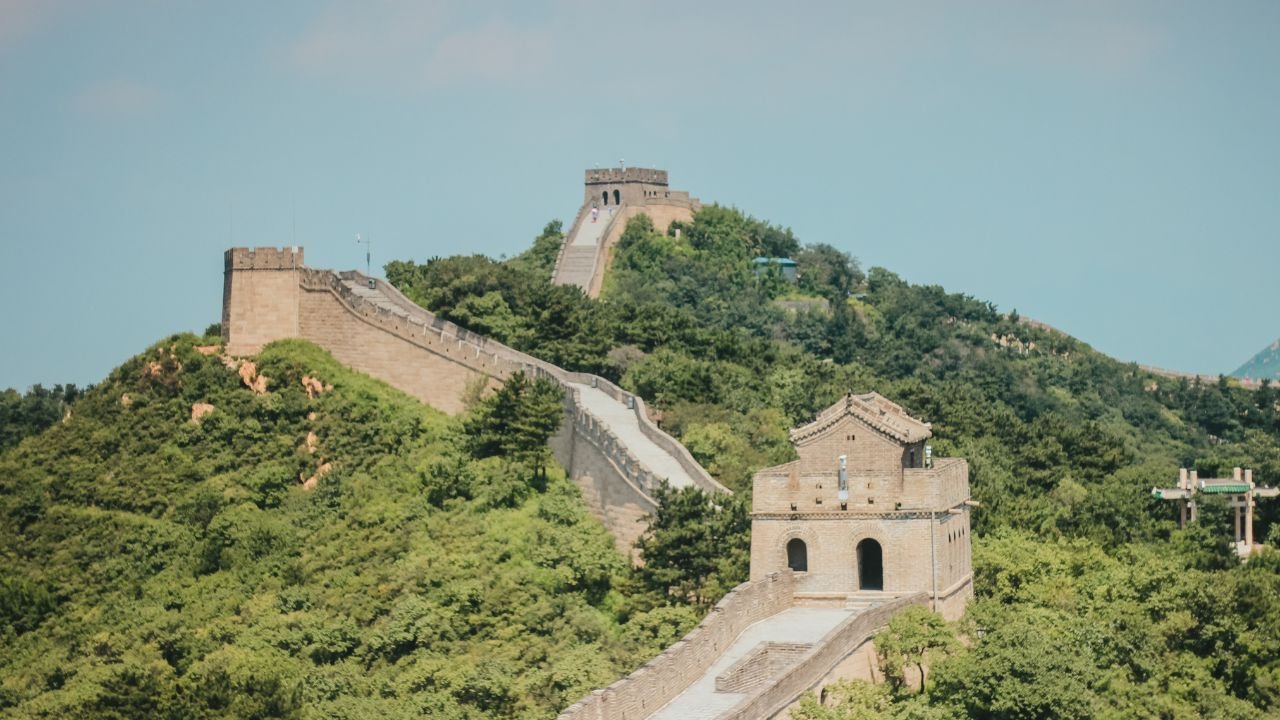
[551,203,623,294]
[551,201,697,298]
[556,571,927,720]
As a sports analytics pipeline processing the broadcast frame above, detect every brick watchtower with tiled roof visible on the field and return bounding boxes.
[749,393,976,620]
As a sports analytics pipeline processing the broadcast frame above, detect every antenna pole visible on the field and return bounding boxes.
[356,234,372,277]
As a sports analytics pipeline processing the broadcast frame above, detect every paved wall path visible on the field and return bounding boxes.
[552,205,621,292]
[648,607,853,720]
[568,381,699,489]
[333,273,716,495]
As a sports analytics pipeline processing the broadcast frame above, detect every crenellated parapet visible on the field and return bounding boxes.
[224,246,305,270]
[585,167,669,186]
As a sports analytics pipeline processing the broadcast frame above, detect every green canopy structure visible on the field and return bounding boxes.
[1152,467,1278,556]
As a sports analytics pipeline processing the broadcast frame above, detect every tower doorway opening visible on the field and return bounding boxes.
[856,539,883,590]
[613,189,621,205]
[786,538,808,572]
[602,190,609,206]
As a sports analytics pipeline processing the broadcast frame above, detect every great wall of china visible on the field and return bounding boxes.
[221,246,727,554]
[551,167,701,297]
[220,169,976,719]
[219,167,1273,718]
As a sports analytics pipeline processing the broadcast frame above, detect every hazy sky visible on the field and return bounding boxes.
[2,1,1278,390]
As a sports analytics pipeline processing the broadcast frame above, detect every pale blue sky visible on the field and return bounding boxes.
[2,1,1278,389]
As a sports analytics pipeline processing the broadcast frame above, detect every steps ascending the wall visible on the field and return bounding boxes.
[551,203,622,294]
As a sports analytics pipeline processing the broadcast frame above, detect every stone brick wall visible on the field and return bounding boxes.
[794,415,913,480]
[222,249,726,550]
[297,285,493,414]
[584,167,693,209]
[719,593,929,720]
[556,572,798,720]
[750,512,972,614]
[222,247,305,356]
[715,642,813,693]
[553,202,698,299]
[749,395,974,620]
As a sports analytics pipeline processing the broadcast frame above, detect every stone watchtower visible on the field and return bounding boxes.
[553,168,701,298]
[749,393,974,620]
[221,246,305,356]
[585,167,677,208]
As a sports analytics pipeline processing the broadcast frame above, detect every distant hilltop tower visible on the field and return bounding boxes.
[552,167,702,297]
[585,167,672,207]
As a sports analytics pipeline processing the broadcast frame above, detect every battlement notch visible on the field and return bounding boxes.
[225,246,305,271]
[585,167,668,186]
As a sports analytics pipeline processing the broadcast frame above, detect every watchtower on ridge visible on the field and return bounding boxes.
[553,167,701,298]
[750,393,975,620]
[584,167,690,208]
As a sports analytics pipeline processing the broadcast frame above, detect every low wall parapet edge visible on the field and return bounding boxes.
[556,572,798,720]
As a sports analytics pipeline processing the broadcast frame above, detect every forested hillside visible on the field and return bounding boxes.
[4,204,1280,719]
[0,336,695,719]
[386,208,1280,719]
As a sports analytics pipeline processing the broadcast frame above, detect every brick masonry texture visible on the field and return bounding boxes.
[717,594,928,720]
[715,643,813,694]
[750,395,974,622]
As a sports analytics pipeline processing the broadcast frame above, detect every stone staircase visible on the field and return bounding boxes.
[554,245,598,290]
[552,204,622,293]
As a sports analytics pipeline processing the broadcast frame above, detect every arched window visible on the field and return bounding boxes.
[856,539,883,590]
[602,190,609,206]
[613,189,621,205]
[786,538,808,572]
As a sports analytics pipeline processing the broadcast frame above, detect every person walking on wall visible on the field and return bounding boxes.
[591,206,599,223]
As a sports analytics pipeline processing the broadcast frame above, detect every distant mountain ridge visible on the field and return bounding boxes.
[1233,338,1280,381]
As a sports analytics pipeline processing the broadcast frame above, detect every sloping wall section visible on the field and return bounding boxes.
[221,247,728,552]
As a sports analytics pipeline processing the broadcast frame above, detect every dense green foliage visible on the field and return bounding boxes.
[633,484,750,608]
[0,337,690,719]
[6,199,1280,718]
[504,221,565,278]
[387,205,1280,716]
[388,206,1280,537]
[0,384,85,452]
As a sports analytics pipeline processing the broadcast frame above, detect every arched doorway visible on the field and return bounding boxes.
[856,539,883,590]
[602,190,609,206]
[613,189,621,205]
[786,538,808,572]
